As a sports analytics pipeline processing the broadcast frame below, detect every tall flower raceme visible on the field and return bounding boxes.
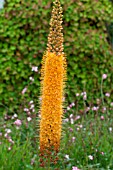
[39,0,66,165]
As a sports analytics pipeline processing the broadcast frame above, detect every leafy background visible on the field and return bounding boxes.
[0,0,113,114]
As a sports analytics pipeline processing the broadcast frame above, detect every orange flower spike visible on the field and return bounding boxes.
[39,0,66,157]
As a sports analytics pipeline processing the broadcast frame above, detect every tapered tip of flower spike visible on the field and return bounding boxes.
[47,0,64,55]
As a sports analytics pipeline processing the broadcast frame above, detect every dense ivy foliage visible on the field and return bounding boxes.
[0,0,113,114]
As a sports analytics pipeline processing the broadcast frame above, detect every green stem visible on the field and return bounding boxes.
[100,78,104,106]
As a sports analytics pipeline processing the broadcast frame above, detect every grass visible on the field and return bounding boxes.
[0,75,113,170]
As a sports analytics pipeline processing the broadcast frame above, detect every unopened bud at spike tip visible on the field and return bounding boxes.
[46,0,64,55]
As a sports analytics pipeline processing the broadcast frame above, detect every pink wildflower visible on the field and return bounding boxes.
[31,158,35,165]
[70,114,73,118]
[77,127,80,131]
[79,124,83,128]
[101,116,104,120]
[14,119,22,126]
[30,104,34,109]
[63,118,69,123]
[72,166,80,170]
[102,107,106,111]
[8,138,14,144]
[5,129,11,134]
[71,102,75,106]
[72,137,76,142]
[105,93,110,97]
[22,87,27,94]
[101,152,104,155]
[29,77,34,81]
[92,106,99,111]
[86,107,90,112]
[81,91,86,96]
[83,94,87,100]
[102,74,107,79]
[24,108,29,112]
[32,109,35,112]
[69,128,73,132]
[29,100,33,104]
[8,147,12,151]
[75,115,80,120]
[4,133,8,138]
[32,66,38,72]
[27,117,32,122]
[76,93,79,96]
[88,155,93,160]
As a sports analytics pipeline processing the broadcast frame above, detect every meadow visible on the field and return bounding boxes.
[0,74,113,170]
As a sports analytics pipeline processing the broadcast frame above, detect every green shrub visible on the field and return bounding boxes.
[63,0,113,103]
[0,0,113,113]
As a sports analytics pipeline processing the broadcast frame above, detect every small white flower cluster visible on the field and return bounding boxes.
[32,66,38,72]
[67,102,75,111]
[76,91,87,100]
[92,106,99,111]
[23,100,36,122]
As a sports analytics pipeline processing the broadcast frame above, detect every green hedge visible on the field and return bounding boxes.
[0,0,113,114]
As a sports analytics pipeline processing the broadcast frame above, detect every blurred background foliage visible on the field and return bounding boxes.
[0,0,113,114]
